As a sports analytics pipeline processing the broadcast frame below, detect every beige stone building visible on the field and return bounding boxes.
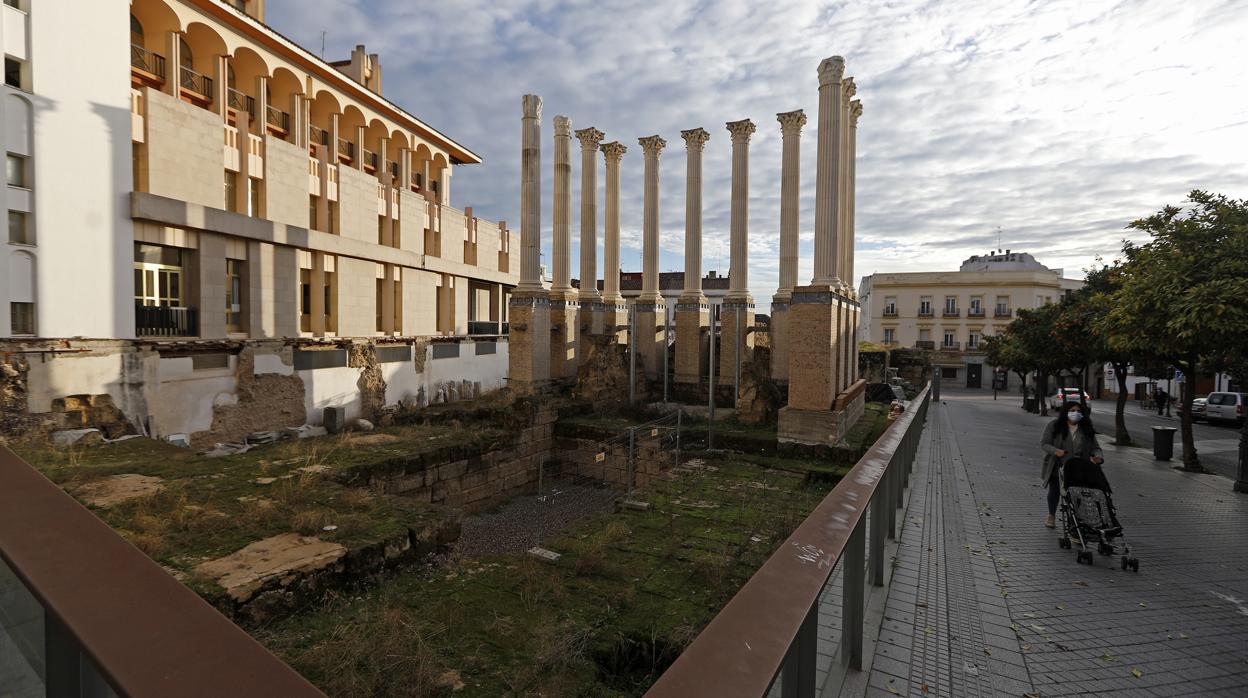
[858,251,1082,388]
[1,0,518,442]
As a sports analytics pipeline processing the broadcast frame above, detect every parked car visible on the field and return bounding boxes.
[1204,392,1248,425]
[1048,387,1091,410]
[1191,397,1208,422]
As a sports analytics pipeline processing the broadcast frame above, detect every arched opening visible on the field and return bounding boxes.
[228,46,268,127]
[129,0,180,86]
[180,22,227,107]
[387,129,409,184]
[338,105,366,166]
[266,67,302,140]
[362,118,388,174]
[411,143,432,193]
[431,153,449,202]
[309,90,340,153]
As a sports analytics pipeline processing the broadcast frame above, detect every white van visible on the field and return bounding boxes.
[1204,392,1247,425]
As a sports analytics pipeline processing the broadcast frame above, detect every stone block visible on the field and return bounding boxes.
[719,299,755,382]
[674,302,709,384]
[770,303,790,383]
[323,406,346,434]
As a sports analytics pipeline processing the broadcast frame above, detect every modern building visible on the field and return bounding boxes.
[858,250,1082,388]
[0,0,519,443]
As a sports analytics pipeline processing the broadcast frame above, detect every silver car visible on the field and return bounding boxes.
[1204,392,1247,425]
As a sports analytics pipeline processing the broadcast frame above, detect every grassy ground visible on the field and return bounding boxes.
[253,454,841,697]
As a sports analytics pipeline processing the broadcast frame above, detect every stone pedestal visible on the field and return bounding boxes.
[598,298,629,344]
[719,299,755,382]
[778,285,846,445]
[770,298,790,383]
[633,302,665,380]
[577,303,598,362]
[508,292,551,393]
[548,293,578,382]
[674,296,709,384]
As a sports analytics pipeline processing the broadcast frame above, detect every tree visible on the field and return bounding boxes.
[1060,263,1135,444]
[983,333,1032,409]
[1099,191,1248,471]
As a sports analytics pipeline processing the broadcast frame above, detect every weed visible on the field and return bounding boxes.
[292,509,332,535]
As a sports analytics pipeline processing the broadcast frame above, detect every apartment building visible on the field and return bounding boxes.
[1,0,518,443]
[858,251,1082,388]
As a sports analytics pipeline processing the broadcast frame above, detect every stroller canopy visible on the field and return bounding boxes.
[1062,457,1112,492]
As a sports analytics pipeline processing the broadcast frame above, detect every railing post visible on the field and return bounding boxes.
[869,491,886,586]
[627,426,636,496]
[780,603,818,698]
[841,518,865,670]
[887,461,899,540]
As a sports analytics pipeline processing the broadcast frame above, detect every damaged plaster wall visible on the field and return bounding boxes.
[349,343,387,421]
[195,346,306,448]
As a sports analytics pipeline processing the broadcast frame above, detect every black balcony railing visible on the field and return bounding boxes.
[361,148,378,170]
[915,340,935,350]
[917,308,933,317]
[338,138,356,162]
[941,341,961,351]
[130,43,166,81]
[179,65,213,99]
[995,307,1012,318]
[468,320,500,335]
[135,304,198,337]
[882,308,897,317]
[309,124,329,147]
[266,105,290,132]
[968,308,985,317]
[942,308,959,317]
[227,88,255,117]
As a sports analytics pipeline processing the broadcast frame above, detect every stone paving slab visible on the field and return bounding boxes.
[860,390,1248,697]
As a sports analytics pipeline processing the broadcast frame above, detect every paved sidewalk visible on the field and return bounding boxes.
[862,391,1248,697]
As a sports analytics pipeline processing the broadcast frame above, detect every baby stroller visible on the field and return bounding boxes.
[1056,457,1139,571]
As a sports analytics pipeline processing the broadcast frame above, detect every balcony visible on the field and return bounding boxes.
[265,105,289,134]
[309,124,329,149]
[468,320,501,335]
[179,65,213,103]
[338,137,355,164]
[227,87,255,119]
[942,308,960,318]
[940,341,961,351]
[966,342,981,351]
[994,307,1012,318]
[968,308,985,317]
[135,304,198,337]
[362,148,378,172]
[915,340,935,350]
[388,161,401,180]
[130,43,166,84]
[882,308,897,318]
[917,308,933,317]
[411,171,424,193]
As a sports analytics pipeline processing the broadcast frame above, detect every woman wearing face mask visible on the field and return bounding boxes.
[1039,402,1104,528]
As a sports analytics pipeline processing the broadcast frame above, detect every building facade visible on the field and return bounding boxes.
[858,251,1082,388]
[1,0,518,443]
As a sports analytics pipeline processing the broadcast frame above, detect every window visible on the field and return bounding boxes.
[943,367,959,380]
[918,328,931,342]
[309,195,319,230]
[10,302,33,334]
[943,331,956,347]
[6,154,26,188]
[226,260,243,332]
[5,57,24,90]
[178,37,194,70]
[919,297,932,315]
[968,331,980,349]
[130,14,144,45]
[375,278,384,332]
[224,171,238,212]
[995,296,1010,315]
[883,296,896,315]
[327,201,338,234]
[883,328,895,344]
[192,353,229,371]
[944,296,957,314]
[133,243,184,307]
[247,177,261,217]
[8,211,30,244]
[970,297,983,315]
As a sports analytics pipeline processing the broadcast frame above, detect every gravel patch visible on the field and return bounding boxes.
[454,482,620,558]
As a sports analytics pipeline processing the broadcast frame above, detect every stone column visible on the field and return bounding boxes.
[549,115,577,381]
[838,78,856,299]
[720,119,756,384]
[771,110,806,384]
[848,101,863,393]
[636,135,667,380]
[600,141,628,341]
[508,94,551,391]
[575,127,605,350]
[811,56,844,288]
[675,128,711,386]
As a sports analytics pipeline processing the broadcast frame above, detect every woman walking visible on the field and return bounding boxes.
[1040,402,1104,528]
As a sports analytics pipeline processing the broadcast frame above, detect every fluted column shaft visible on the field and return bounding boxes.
[812,57,844,287]
[726,119,756,299]
[681,128,710,296]
[601,142,627,302]
[838,79,856,293]
[776,110,806,299]
[638,136,666,302]
[848,101,862,293]
[576,128,604,302]
[551,116,573,293]
[519,95,543,290]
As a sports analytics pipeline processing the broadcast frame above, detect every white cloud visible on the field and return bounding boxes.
[268,0,1248,305]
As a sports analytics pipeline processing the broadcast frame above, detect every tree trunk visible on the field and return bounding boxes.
[1178,356,1201,471]
[1017,371,1028,409]
[1113,362,1131,445]
[1038,374,1049,416]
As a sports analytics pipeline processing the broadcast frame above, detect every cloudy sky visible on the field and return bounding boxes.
[268,0,1248,304]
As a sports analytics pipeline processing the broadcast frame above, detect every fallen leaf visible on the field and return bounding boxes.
[921,683,930,694]
[1055,604,1066,610]
[1131,667,1143,678]
[983,648,992,656]
[1073,581,1089,587]
[1180,632,1190,639]
[1139,602,1148,608]
[885,686,899,695]
[1101,653,1117,663]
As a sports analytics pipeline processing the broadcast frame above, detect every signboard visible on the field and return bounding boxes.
[594,452,605,463]
[650,428,659,437]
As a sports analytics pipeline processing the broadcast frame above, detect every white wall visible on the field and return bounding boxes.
[148,356,238,437]
[27,0,134,338]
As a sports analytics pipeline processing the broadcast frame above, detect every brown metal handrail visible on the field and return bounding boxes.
[227,87,255,117]
[308,124,329,147]
[0,447,325,697]
[130,43,166,81]
[179,65,213,99]
[338,137,356,162]
[361,148,378,170]
[266,104,290,132]
[647,386,931,697]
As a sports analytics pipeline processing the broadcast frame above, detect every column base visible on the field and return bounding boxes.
[777,388,865,447]
[576,299,599,368]
[771,296,790,383]
[598,297,629,344]
[633,300,666,381]
[674,296,709,384]
[719,297,755,382]
[507,291,552,392]
[549,294,578,382]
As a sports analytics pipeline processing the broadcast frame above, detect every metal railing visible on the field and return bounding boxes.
[647,386,932,697]
[882,309,897,317]
[467,320,500,335]
[941,341,961,351]
[968,308,985,317]
[178,65,212,99]
[227,88,255,117]
[361,148,378,170]
[942,308,960,317]
[130,43,166,81]
[917,307,933,317]
[0,448,325,696]
[135,304,198,337]
[266,105,289,132]
[994,307,1012,318]
[915,340,935,350]
[337,138,355,162]
[309,124,329,147]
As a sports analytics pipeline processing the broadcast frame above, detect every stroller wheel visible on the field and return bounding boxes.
[1098,543,1113,556]
[1121,555,1129,570]
[1130,558,1140,572]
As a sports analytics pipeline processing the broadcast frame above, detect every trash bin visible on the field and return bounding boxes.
[1151,426,1177,461]
[1023,397,1037,412]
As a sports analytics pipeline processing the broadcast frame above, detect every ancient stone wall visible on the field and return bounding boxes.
[196,346,307,448]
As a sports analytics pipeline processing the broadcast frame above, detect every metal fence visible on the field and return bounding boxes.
[561,410,684,496]
[646,386,932,697]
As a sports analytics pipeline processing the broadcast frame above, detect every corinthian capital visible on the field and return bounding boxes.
[776,109,807,135]
[850,100,863,126]
[818,56,845,87]
[554,115,571,136]
[843,77,857,99]
[522,94,542,119]
[601,141,628,163]
[725,118,756,143]
[681,127,711,151]
[638,135,666,156]
[575,127,605,151]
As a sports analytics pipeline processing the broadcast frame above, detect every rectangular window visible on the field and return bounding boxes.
[944,296,957,313]
[883,328,895,344]
[375,278,384,332]
[883,296,896,315]
[995,295,1010,315]
[919,297,932,315]
[968,331,980,349]
[919,328,931,342]
[225,259,243,332]
[6,154,26,188]
[4,57,23,90]
[191,353,230,371]
[327,201,338,234]
[299,268,311,332]
[970,297,983,314]
[8,210,30,244]
[10,301,34,334]
[224,171,238,212]
[943,331,956,347]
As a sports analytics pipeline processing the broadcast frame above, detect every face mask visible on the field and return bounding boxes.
[1068,412,1083,423]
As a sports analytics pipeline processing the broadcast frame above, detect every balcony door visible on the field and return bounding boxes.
[133,244,183,307]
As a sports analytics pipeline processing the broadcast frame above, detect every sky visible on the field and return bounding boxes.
[267,0,1248,305]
